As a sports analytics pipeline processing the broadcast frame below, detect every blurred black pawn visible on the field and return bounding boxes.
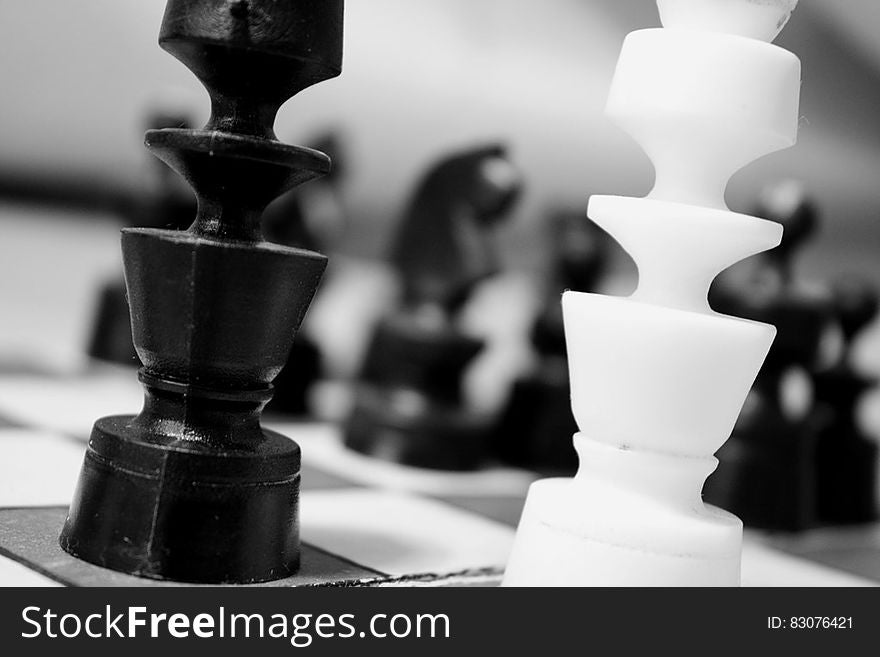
[813,276,879,524]
[344,144,522,470]
[87,108,196,365]
[492,209,612,474]
[705,181,833,531]
[264,132,347,415]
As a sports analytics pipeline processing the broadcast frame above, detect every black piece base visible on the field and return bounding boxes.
[60,415,301,584]
[344,388,489,471]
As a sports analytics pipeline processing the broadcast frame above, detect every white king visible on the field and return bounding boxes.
[503,0,802,586]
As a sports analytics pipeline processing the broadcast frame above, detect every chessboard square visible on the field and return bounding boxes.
[300,490,515,577]
[278,421,536,498]
[0,430,83,507]
[741,537,875,587]
[0,370,142,438]
[0,553,60,587]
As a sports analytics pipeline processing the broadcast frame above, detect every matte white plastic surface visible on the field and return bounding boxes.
[657,0,799,41]
[607,29,800,209]
[562,292,776,457]
[503,0,802,586]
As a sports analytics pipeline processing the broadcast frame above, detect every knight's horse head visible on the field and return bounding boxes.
[390,144,522,314]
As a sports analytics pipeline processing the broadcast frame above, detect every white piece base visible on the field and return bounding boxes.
[502,439,743,587]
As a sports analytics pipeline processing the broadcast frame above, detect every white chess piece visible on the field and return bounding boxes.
[503,0,801,586]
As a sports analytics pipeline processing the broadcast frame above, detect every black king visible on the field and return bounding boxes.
[60,0,344,584]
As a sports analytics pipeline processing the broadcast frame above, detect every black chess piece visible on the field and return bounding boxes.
[264,132,347,415]
[87,109,197,365]
[60,0,344,583]
[492,209,612,474]
[813,276,879,524]
[704,182,832,531]
[344,145,522,470]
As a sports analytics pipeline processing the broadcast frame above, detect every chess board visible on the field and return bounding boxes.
[1,203,879,588]
[0,365,876,588]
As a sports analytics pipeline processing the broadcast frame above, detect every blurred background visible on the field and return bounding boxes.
[0,0,878,247]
